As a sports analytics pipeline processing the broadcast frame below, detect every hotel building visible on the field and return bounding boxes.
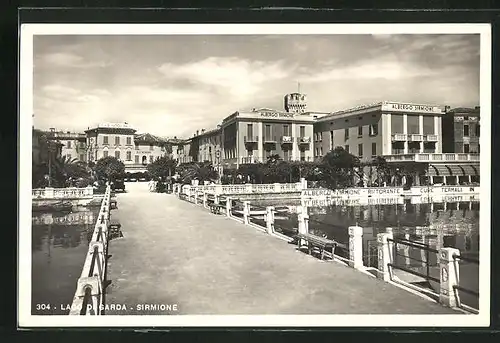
[313,101,479,185]
[218,92,324,170]
[45,129,87,162]
[442,107,480,154]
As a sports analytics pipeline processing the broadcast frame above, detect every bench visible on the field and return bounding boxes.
[109,219,122,239]
[209,203,225,215]
[110,198,117,209]
[296,233,337,261]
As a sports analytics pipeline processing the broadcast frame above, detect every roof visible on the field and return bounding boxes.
[134,133,168,144]
[447,107,480,114]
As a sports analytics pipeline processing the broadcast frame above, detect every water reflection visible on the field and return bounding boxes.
[31,207,99,315]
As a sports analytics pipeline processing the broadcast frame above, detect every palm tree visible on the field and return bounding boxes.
[179,161,218,185]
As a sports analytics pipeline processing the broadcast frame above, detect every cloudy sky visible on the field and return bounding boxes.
[33,34,480,138]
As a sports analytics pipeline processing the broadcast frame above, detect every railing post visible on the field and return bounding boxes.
[202,191,208,208]
[386,227,394,256]
[243,201,250,224]
[245,184,253,193]
[377,232,393,281]
[266,206,275,234]
[439,247,461,308]
[194,190,198,205]
[45,187,54,198]
[403,233,411,267]
[348,226,363,269]
[214,194,220,205]
[226,197,232,217]
[297,206,309,247]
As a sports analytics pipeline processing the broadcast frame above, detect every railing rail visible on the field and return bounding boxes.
[69,184,112,315]
[32,186,94,199]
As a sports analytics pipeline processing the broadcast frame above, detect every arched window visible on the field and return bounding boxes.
[142,155,147,165]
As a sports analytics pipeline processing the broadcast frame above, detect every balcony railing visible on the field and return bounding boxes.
[263,136,277,143]
[298,136,311,144]
[408,134,423,142]
[241,156,259,164]
[391,133,407,141]
[384,153,480,162]
[244,136,258,143]
[281,136,294,144]
[424,134,438,142]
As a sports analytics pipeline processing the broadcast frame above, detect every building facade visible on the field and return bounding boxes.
[442,107,480,154]
[314,101,479,185]
[45,129,87,162]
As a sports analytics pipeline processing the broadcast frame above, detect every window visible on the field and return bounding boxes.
[369,124,378,136]
[283,149,289,161]
[67,141,71,148]
[300,126,305,137]
[115,136,120,145]
[66,154,71,160]
[283,125,289,136]
[150,144,154,151]
[103,150,108,158]
[149,155,154,163]
[344,145,349,153]
[330,131,334,150]
[464,116,469,121]
[247,124,253,138]
[135,144,139,150]
[372,142,377,156]
[265,124,271,139]
[407,115,419,134]
[358,143,363,157]
[126,137,132,145]
[79,154,84,161]
[320,146,323,156]
[475,124,480,137]
[358,126,363,137]
[464,124,469,137]
[247,149,253,157]
[344,128,349,140]
[103,136,108,144]
[115,150,120,160]
[391,114,404,133]
[423,116,435,135]
[135,155,139,163]
[464,144,470,153]
[80,141,85,149]
[126,151,132,161]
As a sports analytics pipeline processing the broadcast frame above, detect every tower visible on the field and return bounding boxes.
[284,85,307,114]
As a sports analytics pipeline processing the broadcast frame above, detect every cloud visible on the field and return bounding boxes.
[37,52,112,69]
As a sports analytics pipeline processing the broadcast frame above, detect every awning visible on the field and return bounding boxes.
[428,164,452,176]
[462,164,480,176]
[447,165,465,176]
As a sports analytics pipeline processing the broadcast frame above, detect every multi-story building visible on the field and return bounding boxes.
[219,92,321,170]
[32,128,63,166]
[442,106,480,154]
[314,101,479,185]
[134,133,170,166]
[84,122,137,165]
[45,129,87,162]
[196,127,222,164]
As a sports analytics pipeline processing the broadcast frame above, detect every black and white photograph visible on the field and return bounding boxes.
[19,23,491,327]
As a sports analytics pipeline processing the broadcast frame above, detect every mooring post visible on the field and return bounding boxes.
[377,232,393,281]
[225,197,232,217]
[243,201,250,224]
[202,191,208,208]
[439,247,461,308]
[266,206,275,234]
[348,225,363,269]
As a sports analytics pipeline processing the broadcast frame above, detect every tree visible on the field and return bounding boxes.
[93,156,125,182]
[146,156,177,181]
[319,147,360,189]
[177,161,218,185]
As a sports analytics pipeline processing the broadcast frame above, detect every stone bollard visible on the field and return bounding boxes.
[439,247,461,308]
[225,197,232,217]
[377,232,393,281]
[266,206,275,234]
[203,192,208,208]
[243,201,250,224]
[297,206,309,247]
[348,226,363,269]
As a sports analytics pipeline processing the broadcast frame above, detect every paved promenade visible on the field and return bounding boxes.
[105,182,457,315]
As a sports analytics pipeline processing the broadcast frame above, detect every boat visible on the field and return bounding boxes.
[32,201,73,213]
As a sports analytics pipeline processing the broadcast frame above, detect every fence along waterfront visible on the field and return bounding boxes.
[69,184,112,315]
[32,186,94,199]
[173,182,480,313]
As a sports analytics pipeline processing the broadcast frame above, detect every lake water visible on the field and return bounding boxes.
[31,207,100,315]
[249,196,480,310]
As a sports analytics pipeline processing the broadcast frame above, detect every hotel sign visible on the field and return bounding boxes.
[98,122,133,129]
[260,111,295,119]
[382,102,442,114]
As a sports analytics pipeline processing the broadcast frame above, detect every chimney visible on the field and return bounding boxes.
[174,136,177,139]
[201,129,205,134]
[475,106,480,110]
[196,130,199,136]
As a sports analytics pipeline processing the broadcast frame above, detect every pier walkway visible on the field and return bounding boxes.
[106,182,457,315]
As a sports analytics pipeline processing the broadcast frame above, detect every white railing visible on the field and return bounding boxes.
[69,185,112,315]
[32,186,94,199]
[32,212,95,225]
[178,180,306,196]
[384,153,480,162]
[424,134,438,142]
[391,133,407,141]
[408,134,423,142]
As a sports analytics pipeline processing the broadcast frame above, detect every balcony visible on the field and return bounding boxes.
[298,136,311,144]
[244,136,258,143]
[241,156,259,164]
[281,136,294,144]
[424,134,438,142]
[408,134,423,142]
[384,153,480,162]
[263,136,277,144]
[391,133,407,141]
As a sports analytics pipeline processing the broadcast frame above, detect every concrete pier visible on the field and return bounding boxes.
[105,182,457,315]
